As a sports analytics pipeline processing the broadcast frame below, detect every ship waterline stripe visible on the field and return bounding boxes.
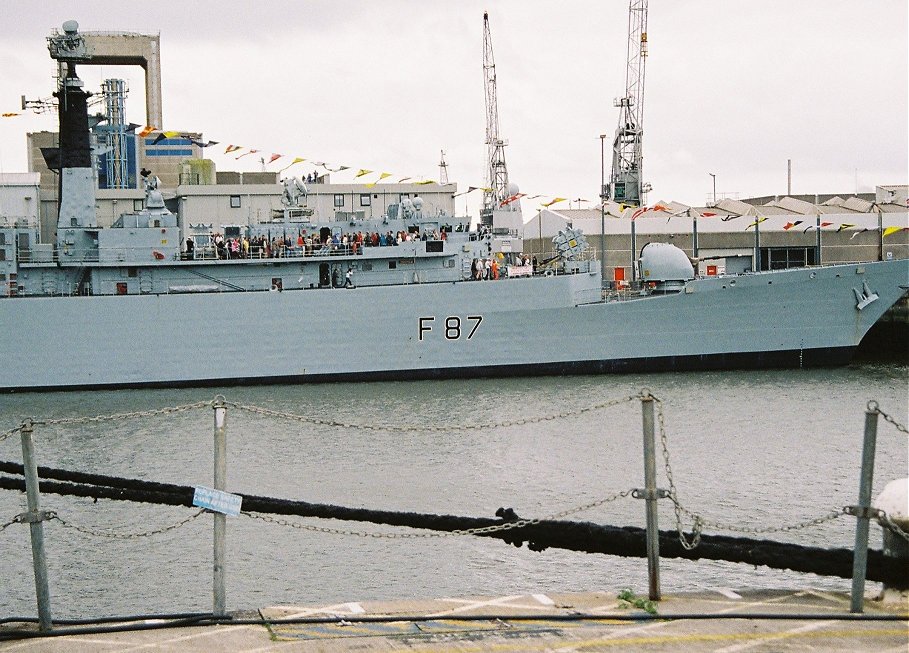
[0,346,855,393]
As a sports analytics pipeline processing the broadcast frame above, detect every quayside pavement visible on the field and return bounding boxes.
[2,589,906,652]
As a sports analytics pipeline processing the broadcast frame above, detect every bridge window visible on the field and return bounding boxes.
[230,195,241,208]
[360,194,371,207]
[334,194,345,208]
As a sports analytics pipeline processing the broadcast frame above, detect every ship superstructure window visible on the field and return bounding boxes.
[0,233,5,245]
[334,194,344,208]
[133,199,144,211]
[230,195,241,209]
[359,194,371,207]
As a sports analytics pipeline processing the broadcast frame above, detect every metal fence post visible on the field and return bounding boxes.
[212,397,227,617]
[20,419,53,631]
[849,404,878,613]
[641,393,661,601]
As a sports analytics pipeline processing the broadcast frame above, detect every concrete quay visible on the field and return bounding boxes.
[1,589,906,652]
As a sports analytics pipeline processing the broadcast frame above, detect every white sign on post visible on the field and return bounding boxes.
[193,486,242,517]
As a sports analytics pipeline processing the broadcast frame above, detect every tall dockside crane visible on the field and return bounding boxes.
[606,0,650,207]
[481,11,510,227]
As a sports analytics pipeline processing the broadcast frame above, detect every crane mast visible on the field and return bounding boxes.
[481,11,510,226]
[607,0,649,207]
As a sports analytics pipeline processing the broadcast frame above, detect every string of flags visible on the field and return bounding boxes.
[4,110,909,236]
[3,109,596,208]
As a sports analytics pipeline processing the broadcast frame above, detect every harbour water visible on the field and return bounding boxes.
[0,360,906,619]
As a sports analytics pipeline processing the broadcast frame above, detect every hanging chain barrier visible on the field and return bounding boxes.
[223,394,641,432]
[243,489,637,539]
[30,401,214,429]
[0,395,638,439]
[647,396,909,550]
[879,511,909,543]
[0,402,211,445]
[0,509,207,540]
[867,400,908,435]
[1,394,905,545]
[0,424,22,444]
[50,510,207,539]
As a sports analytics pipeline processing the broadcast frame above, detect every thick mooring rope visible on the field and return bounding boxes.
[0,462,905,586]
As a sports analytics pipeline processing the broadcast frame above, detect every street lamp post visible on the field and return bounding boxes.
[708,172,716,206]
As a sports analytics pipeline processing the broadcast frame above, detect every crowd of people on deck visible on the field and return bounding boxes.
[184,228,539,280]
[471,254,534,280]
[189,228,451,260]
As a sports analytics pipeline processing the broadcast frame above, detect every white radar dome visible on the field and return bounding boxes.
[506,182,520,196]
[412,197,423,210]
[639,242,695,282]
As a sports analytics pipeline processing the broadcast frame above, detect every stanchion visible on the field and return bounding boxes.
[640,392,661,601]
[849,403,879,613]
[212,397,227,617]
[19,419,53,631]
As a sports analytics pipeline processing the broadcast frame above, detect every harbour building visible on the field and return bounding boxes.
[523,187,908,286]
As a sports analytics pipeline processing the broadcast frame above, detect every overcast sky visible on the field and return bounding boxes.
[1,0,906,217]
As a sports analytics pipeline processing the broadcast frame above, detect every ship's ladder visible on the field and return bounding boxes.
[74,267,90,296]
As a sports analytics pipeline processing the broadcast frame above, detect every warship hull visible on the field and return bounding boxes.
[2,258,905,392]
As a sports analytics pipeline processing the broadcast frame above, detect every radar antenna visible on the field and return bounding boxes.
[481,12,509,226]
[606,0,650,207]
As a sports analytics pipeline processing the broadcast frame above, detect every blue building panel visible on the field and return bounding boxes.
[144,138,192,146]
[145,149,194,157]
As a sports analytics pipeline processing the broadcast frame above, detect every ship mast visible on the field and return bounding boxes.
[607,0,649,207]
[47,20,98,233]
[481,11,510,226]
[438,149,449,185]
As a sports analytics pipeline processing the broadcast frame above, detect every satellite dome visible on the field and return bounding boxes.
[412,196,424,210]
[62,20,79,34]
[506,182,520,196]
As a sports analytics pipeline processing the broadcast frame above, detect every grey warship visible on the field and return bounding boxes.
[0,23,906,392]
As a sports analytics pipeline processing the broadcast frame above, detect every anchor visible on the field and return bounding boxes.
[853,280,879,311]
